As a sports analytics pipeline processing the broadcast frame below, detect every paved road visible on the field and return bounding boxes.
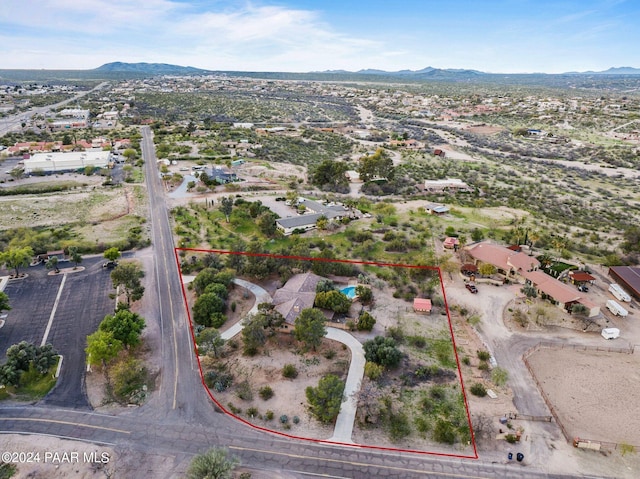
[0,82,109,136]
[0,126,610,478]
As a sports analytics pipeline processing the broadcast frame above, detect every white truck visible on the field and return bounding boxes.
[609,283,631,302]
[606,299,628,317]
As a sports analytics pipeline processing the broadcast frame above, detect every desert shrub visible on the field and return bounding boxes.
[462,356,471,366]
[491,367,509,386]
[388,411,411,441]
[478,362,490,371]
[505,434,518,444]
[282,364,298,379]
[364,361,385,380]
[111,357,148,404]
[280,414,289,424]
[407,335,426,349]
[293,416,300,424]
[324,349,336,359]
[246,407,259,418]
[259,385,274,400]
[433,419,456,445]
[386,325,404,343]
[477,350,491,361]
[265,410,274,421]
[470,383,487,397]
[236,380,253,401]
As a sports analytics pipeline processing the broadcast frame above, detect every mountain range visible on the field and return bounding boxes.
[94,62,640,76]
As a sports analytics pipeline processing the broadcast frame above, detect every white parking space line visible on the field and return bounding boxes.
[41,274,66,347]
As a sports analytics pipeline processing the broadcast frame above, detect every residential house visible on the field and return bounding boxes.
[424,178,471,192]
[272,272,332,328]
[523,270,599,317]
[276,200,352,236]
[425,203,450,215]
[466,242,540,283]
[204,167,237,184]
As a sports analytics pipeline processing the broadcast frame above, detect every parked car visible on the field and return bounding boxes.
[103,260,118,269]
[465,283,478,294]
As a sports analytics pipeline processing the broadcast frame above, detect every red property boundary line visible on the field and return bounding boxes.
[174,247,478,460]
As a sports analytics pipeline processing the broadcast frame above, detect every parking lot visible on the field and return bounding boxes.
[0,256,115,408]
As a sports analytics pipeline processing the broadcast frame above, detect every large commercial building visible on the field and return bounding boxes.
[20,150,111,174]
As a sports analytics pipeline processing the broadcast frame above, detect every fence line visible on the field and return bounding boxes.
[524,342,638,452]
[524,341,634,359]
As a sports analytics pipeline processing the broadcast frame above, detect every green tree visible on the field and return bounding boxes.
[357,311,376,331]
[363,336,402,368]
[355,285,373,304]
[305,374,345,424]
[111,261,145,305]
[69,246,82,268]
[478,263,496,276]
[99,309,146,348]
[358,148,395,182]
[311,159,349,193]
[186,448,239,479]
[314,290,351,313]
[219,196,234,223]
[1,246,34,277]
[103,247,121,262]
[122,148,137,162]
[0,291,11,313]
[196,328,225,357]
[193,293,226,327]
[471,228,485,242]
[85,330,123,368]
[241,304,285,355]
[111,357,147,404]
[571,303,589,317]
[257,211,279,237]
[45,255,59,273]
[294,308,327,351]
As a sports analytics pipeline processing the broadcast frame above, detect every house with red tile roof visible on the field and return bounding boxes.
[466,242,540,283]
[523,270,599,317]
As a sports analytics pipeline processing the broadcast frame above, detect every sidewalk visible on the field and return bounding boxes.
[326,327,366,444]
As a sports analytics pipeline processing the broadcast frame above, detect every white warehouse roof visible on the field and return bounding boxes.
[22,150,111,174]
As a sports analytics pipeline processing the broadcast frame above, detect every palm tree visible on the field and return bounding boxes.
[186,448,239,479]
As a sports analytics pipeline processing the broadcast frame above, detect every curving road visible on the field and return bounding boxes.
[0,126,606,478]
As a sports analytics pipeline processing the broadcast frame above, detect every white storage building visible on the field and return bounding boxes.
[21,150,111,174]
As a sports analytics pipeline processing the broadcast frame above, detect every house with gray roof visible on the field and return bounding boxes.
[275,200,353,235]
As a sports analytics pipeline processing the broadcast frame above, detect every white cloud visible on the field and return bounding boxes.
[0,1,392,70]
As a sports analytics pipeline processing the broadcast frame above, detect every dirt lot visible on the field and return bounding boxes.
[526,347,640,446]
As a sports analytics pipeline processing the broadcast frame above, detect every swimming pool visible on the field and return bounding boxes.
[340,285,357,299]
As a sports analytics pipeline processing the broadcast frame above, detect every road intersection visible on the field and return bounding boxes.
[0,126,604,478]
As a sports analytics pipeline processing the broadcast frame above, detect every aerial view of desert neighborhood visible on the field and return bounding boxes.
[1,63,640,479]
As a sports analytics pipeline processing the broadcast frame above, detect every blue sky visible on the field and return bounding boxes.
[0,0,638,72]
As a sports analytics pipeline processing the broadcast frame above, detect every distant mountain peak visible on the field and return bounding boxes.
[94,62,207,74]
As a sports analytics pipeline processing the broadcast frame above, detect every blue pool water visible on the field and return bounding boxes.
[340,286,357,299]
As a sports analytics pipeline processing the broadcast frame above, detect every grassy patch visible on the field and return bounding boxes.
[1,364,59,401]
